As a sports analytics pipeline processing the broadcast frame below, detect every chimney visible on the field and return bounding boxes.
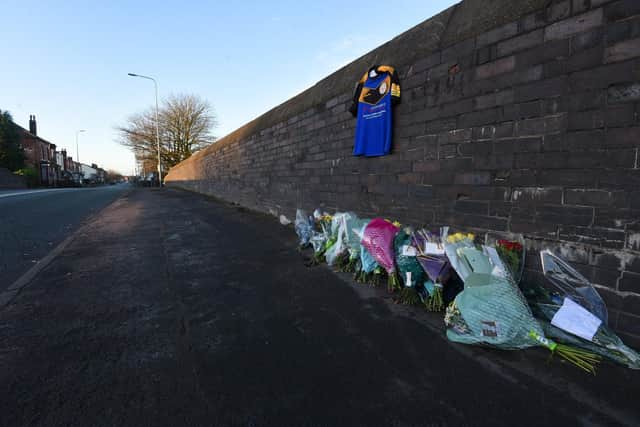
[29,115,37,136]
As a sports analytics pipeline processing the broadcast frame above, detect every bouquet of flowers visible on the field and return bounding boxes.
[341,215,370,272]
[309,211,334,264]
[324,212,355,267]
[361,218,401,292]
[294,209,314,248]
[539,249,608,324]
[394,228,425,287]
[352,222,382,284]
[394,228,427,305]
[413,227,451,311]
[533,300,640,369]
[526,250,639,369]
[444,240,601,374]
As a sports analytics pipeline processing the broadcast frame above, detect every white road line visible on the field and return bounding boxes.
[0,188,88,199]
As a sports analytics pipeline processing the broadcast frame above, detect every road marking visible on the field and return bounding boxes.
[4,230,77,294]
[0,188,80,199]
[0,189,132,308]
[0,186,124,199]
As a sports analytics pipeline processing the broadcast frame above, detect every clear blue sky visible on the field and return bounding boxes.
[1,0,457,174]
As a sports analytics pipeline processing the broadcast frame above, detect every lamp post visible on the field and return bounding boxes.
[127,72,162,187]
[75,129,86,164]
[75,129,85,184]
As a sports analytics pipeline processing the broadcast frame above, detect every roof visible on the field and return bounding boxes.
[16,124,56,148]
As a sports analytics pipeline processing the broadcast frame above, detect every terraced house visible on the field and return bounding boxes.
[18,115,82,187]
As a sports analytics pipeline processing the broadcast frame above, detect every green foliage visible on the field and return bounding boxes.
[425,285,444,312]
[0,110,25,171]
[15,167,39,187]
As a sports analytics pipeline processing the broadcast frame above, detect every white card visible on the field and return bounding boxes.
[551,298,602,341]
[401,245,417,257]
[424,242,445,255]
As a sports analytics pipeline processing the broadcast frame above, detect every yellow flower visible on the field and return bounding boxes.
[447,232,474,243]
[447,234,459,243]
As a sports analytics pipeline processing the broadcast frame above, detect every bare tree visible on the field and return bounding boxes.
[117,93,217,173]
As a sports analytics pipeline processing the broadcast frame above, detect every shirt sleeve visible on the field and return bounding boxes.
[349,71,369,117]
[376,65,401,105]
[390,68,401,104]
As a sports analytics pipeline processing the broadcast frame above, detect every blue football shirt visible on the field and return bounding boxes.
[350,65,401,157]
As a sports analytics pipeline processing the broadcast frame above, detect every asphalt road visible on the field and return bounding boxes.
[0,184,129,290]
[0,188,639,426]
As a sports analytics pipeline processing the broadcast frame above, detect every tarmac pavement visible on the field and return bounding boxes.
[0,188,639,426]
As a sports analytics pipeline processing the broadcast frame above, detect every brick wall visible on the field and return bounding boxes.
[166,0,640,345]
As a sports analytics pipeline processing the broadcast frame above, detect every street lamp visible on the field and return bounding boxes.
[128,72,162,187]
[75,130,86,186]
[75,129,86,164]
